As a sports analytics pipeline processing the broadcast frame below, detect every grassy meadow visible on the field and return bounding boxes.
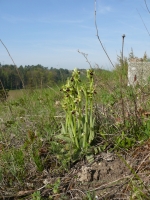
[0,67,150,199]
[8,90,27,101]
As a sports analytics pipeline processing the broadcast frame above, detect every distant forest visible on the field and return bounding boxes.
[0,64,72,90]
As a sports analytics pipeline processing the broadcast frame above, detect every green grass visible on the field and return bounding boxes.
[0,68,150,199]
[8,89,26,100]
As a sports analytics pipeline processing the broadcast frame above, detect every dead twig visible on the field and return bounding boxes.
[78,50,93,68]
[136,9,150,36]
[68,189,86,197]
[88,174,133,192]
[0,79,8,101]
[144,0,150,14]
[135,152,150,173]
[0,39,25,89]
[0,190,35,199]
[0,79,13,114]
[94,0,115,68]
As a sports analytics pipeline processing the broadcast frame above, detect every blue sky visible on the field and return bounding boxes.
[0,0,150,70]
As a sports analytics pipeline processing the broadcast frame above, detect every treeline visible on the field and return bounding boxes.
[0,64,71,90]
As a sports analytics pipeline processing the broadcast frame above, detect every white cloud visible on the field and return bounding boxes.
[1,14,35,23]
[1,14,84,25]
[98,6,111,14]
[38,18,83,24]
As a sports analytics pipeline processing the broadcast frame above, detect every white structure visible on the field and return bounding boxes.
[128,59,150,86]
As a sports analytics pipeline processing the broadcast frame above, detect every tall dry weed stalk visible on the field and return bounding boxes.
[0,39,25,89]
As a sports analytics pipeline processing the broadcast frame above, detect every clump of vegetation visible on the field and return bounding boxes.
[0,53,150,198]
[58,68,95,157]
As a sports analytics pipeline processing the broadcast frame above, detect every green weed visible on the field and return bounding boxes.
[31,191,42,200]
[58,68,96,157]
[0,148,25,183]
